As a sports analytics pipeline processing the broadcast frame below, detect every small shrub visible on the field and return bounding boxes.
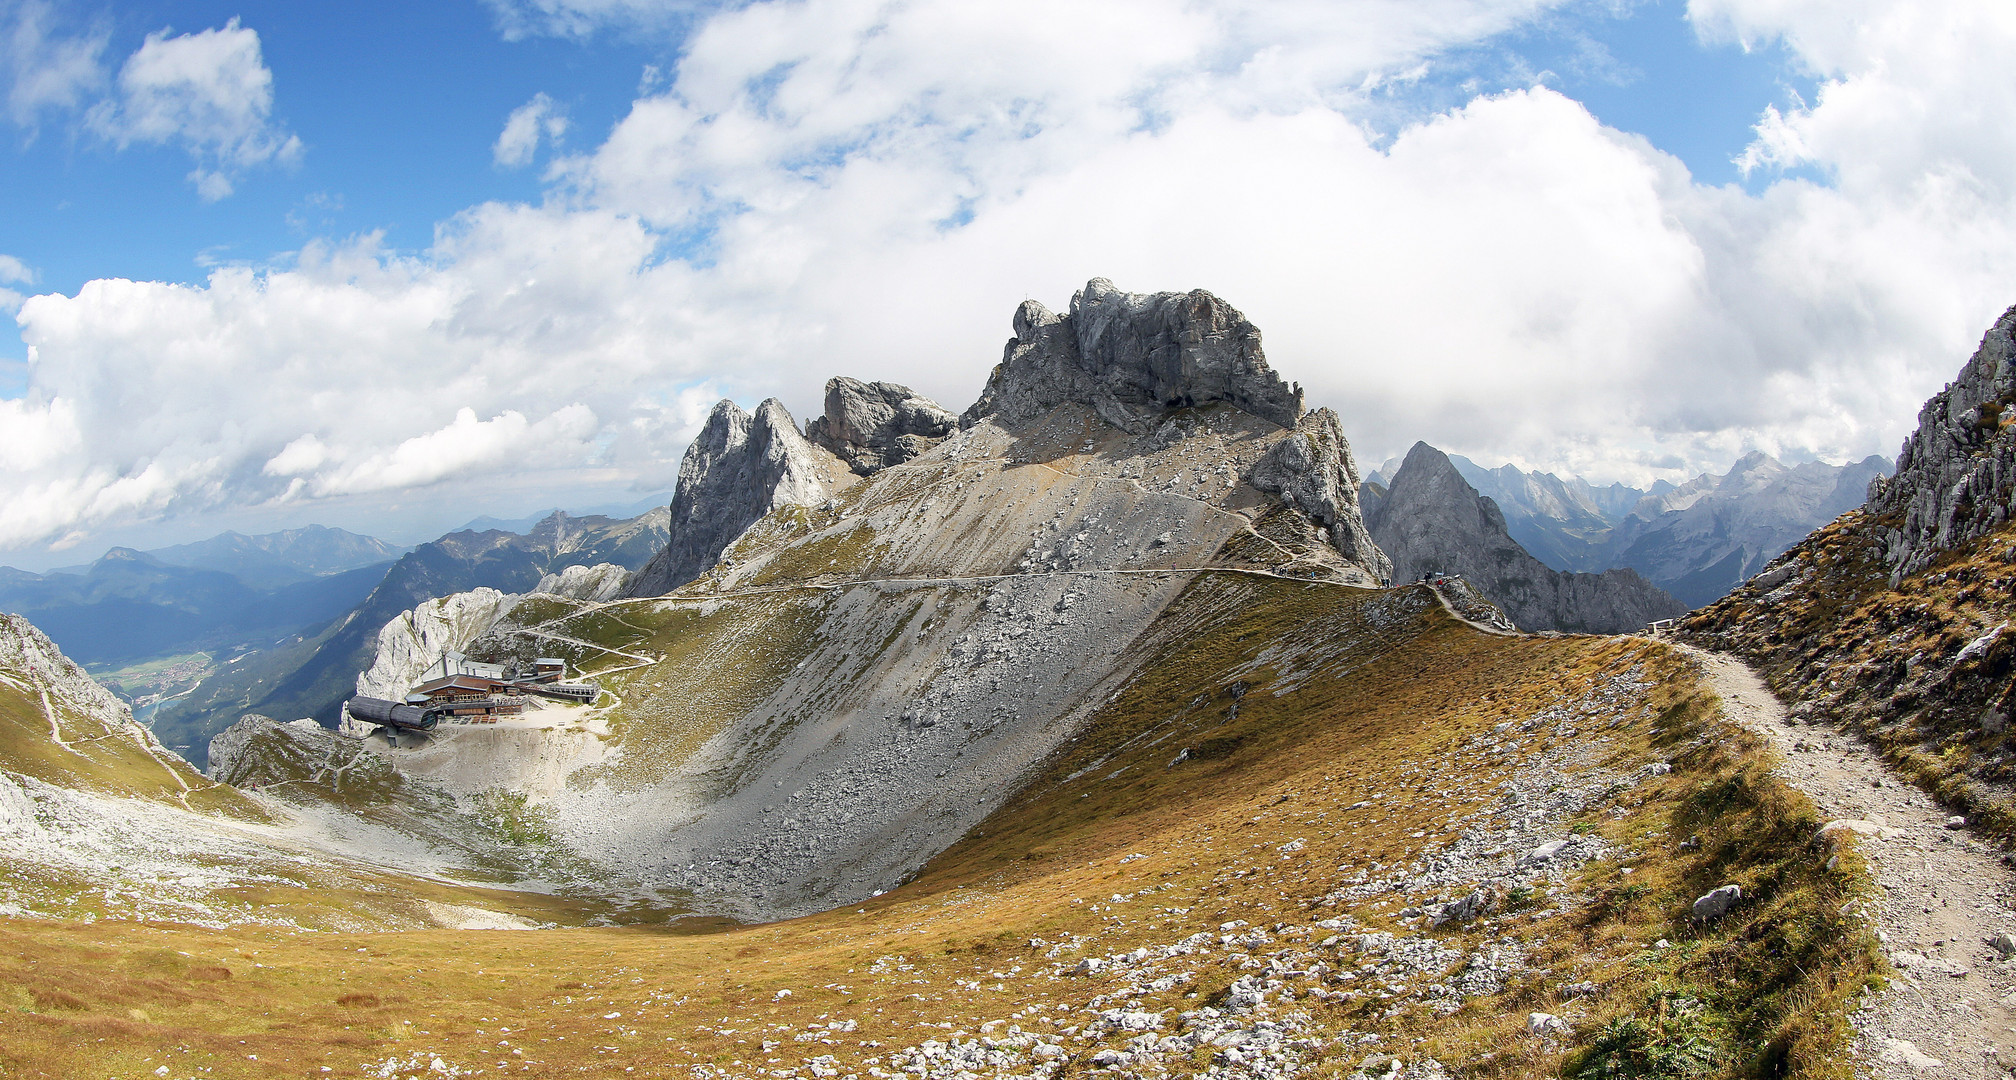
[1565,997,1727,1079]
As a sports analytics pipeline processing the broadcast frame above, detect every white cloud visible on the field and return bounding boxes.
[0,254,36,286]
[8,0,2016,555]
[494,92,569,168]
[1,0,107,129]
[85,17,300,199]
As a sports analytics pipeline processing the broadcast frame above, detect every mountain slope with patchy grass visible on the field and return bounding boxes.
[0,584,1879,1079]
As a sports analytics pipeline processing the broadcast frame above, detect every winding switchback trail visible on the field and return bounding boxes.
[1679,645,2016,1078]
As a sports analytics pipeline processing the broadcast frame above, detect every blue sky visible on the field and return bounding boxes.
[5,0,1800,304]
[1,0,2012,567]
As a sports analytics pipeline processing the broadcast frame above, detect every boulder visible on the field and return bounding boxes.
[1691,884,1742,921]
[1525,1012,1569,1037]
[1429,888,1496,927]
[1816,818,1887,842]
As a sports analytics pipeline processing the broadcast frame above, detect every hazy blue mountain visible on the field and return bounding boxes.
[1367,443,1683,632]
[1368,449,1892,610]
[1604,451,1892,607]
[1447,455,1644,573]
[0,546,391,666]
[143,525,408,589]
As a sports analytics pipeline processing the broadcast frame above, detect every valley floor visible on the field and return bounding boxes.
[1681,646,2016,1078]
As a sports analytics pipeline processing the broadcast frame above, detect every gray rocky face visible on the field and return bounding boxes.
[1869,304,2016,582]
[963,278,1303,434]
[626,398,853,597]
[1368,442,1684,633]
[1248,408,1392,583]
[806,377,957,475]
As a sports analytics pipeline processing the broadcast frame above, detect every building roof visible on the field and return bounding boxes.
[416,674,499,696]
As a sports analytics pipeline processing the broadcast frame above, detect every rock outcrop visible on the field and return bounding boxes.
[1368,443,1683,633]
[806,377,957,475]
[1869,304,2016,582]
[534,562,630,602]
[354,587,521,701]
[1248,409,1392,583]
[626,399,854,597]
[962,278,1303,434]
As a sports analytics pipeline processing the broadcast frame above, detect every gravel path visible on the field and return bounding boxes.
[1680,645,2016,1078]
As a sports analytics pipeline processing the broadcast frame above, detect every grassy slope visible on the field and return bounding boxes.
[0,576,1876,1079]
[1682,508,2016,838]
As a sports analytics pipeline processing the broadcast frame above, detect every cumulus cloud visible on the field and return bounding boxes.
[8,0,2016,555]
[84,17,300,199]
[1,0,107,130]
[494,92,568,167]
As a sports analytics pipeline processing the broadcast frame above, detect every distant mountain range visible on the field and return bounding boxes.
[150,508,670,766]
[1365,449,1891,608]
[0,526,405,667]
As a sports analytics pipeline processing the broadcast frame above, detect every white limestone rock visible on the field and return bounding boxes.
[354,587,521,701]
[1870,304,2016,582]
[1248,408,1392,582]
[534,562,630,602]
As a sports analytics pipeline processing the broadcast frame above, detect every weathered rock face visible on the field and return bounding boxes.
[806,377,957,475]
[1248,408,1392,583]
[354,587,521,701]
[626,399,855,597]
[1368,443,1683,633]
[962,278,1303,434]
[534,562,630,602]
[1870,304,2016,582]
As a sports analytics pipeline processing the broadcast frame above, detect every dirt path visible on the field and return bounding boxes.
[1679,645,2016,1078]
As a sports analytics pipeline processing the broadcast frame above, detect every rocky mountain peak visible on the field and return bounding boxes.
[1868,304,2016,581]
[806,377,957,475]
[964,278,1304,433]
[1369,442,1682,633]
[625,397,853,597]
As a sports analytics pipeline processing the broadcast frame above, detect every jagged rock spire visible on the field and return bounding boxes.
[626,398,850,597]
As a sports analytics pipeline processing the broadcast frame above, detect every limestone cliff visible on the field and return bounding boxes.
[806,377,957,475]
[626,399,855,597]
[353,587,522,702]
[1369,443,1683,633]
